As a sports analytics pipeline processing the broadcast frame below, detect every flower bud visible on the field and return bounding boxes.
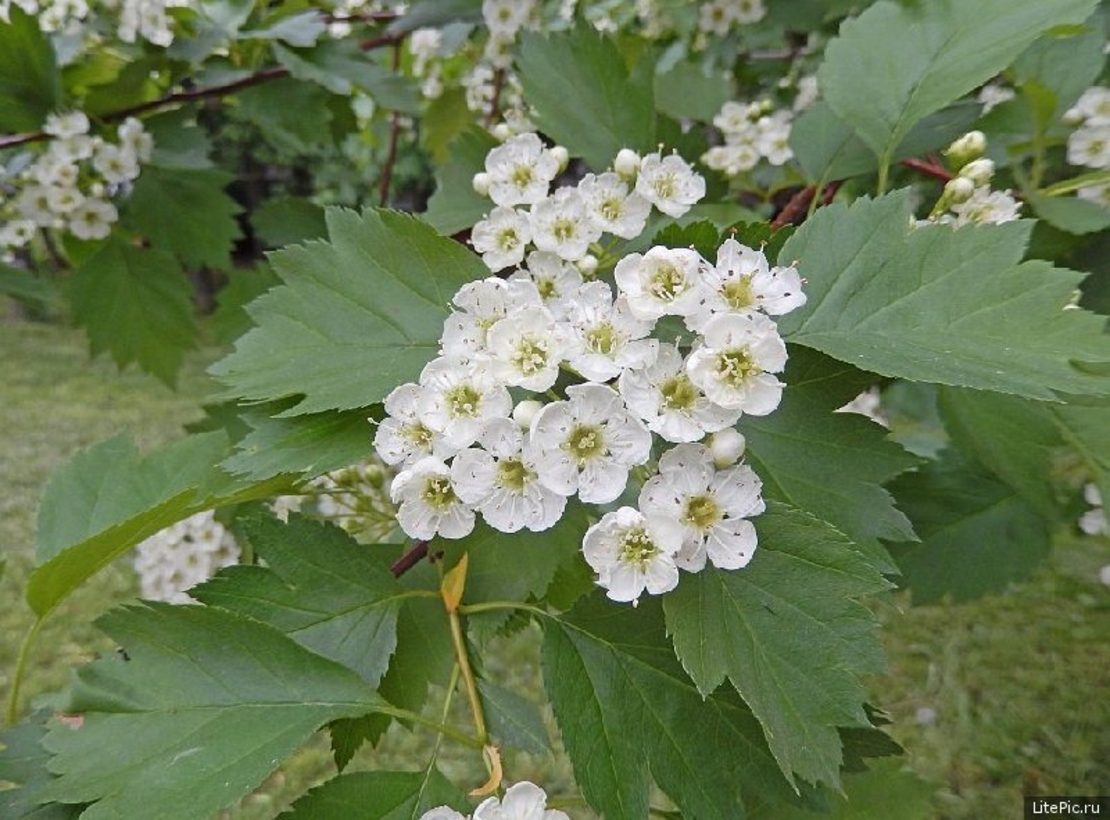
[491,122,513,141]
[943,130,986,171]
[575,254,599,278]
[472,172,491,197]
[362,463,386,489]
[708,428,746,468]
[958,157,994,187]
[548,145,569,173]
[614,148,641,180]
[512,399,544,430]
[943,176,975,205]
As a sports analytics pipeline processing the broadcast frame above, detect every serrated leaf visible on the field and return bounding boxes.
[239,10,326,47]
[423,125,498,235]
[39,604,382,820]
[280,770,468,819]
[0,261,55,307]
[124,166,242,270]
[1027,191,1110,235]
[1049,404,1110,504]
[192,513,405,684]
[251,195,328,247]
[517,23,656,170]
[477,680,551,756]
[211,208,487,415]
[234,79,335,154]
[0,712,82,820]
[664,503,891,788]
[211,263,280,345]
[543,594,806,819]
[818,0,1097,173]
[28,432,285,616]
[0,8,60,131]
[748,760,934,820]
[655,61,732,122]
[652,220,720,258]
[742,348,919,572]
[68,237,195,387]
[273,40,419,113]
[387,0,481,34]
[888,451,1051,603]
[777,191,1110,400]
[221,405,374,480]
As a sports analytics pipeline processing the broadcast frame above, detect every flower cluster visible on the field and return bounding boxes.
[697,0,766,37]
[470,132,705,271]
[1064,86,1110,206]
[1080,483,1108,537]
[133,510,240,604]
[1,112,152,252]
[420,781,568,820]
[702,99,794,177]
[925,131,1021,227]
[374,136,805,604]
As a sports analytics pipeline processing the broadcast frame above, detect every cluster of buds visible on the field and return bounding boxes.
[927,131,1021,227]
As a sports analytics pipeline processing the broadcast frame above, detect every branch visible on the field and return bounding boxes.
[391,540,430,577]
[378,41,404,208]
[901,157,953,182]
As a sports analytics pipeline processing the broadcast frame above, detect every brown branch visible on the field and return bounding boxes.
[485,68,505,129]
[901,157,952,183]
[391,540,429,577]
[771,185,815,230]
[377,41,404,208]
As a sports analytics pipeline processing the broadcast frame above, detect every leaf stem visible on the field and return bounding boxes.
[447,601,488,746]
[457,600,550,619]
[375,701,484,750]
[5,618,44,726]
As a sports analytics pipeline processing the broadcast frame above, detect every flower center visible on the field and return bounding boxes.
[403,421,435,450]
[722,276,755,310]
[512,336,549,375]
[683,493,722,531]
[600,196,623,221]
[445,384,482,418]
[421,476,458,509]
[652,173,677,200]
[511,163,534,188]
[552,217,576,243]
[496,227,520,251]
[565,423,605,463]
[715,348,759,389]
[660,374,699,411]
[649,264,687,301]
[619,526,659,566]
[536,277,557,299]
[497,457,534,492]
[585,322,618,355]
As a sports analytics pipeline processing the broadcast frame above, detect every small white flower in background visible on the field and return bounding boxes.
[635,151,706,218]
[793,75,819,112]
[471,206,532,271]
[1079,483,1108,537]
[482,132,561,207]
[732,0,766,24]
[133,510,240,605]
[486,304,568,391]
[582,506,682,603]
[43,111,89,139]
[755,111,794,166]
[482,0,536,37]
[619,343,742,443]
[418,807,466,820]
[564,281,658,382]
[577,171,652,239]
[417,357,512,449]
[529,187,601,262]
[1064,86,1110,127]
[614,245,705,320]
[530,383,652,504]
[67,197,118,241]
[92,142,141,185]
[508,251,584,319]
[375,382,457,467]
[451,417,566,533]
[698,0,735,37]
[687,237,806,332]
[703,141,761,176]
[686,312,788,414]
[1067,125,1110,169]
[391,456,475,540]
[1078,182,1110,208]
[708,427,746,467]
[977,82,1015,115]
[639,443,764,572]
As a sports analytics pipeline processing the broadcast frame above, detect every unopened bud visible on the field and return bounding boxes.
[512,399,544,430]
[943,176,975,205]
[362,463,386,489]
[958,157,994,187]
[472,172,491,197]
[614,148,641,179]
[576,254,599,278]
[548,145,569,173]
[491,123,513,141]
[943,130,986,170]
[708,428,746,467]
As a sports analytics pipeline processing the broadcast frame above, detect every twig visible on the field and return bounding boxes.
[771,185,816,230]
[378,41,404,207]
[485,68,505,128]
[901,157,953,182]
[391,540,429,577]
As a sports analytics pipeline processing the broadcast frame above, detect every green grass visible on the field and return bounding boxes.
[1,317,1107,819]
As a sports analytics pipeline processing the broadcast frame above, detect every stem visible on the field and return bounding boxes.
[901,156,953,183]
[391,539,429,577]
[485,68,505,128]
[457,600,550,619]
[375,701,484,749]
[771,185,815,230]
[447,604,488,745]
[6,618,44,726]
[377,42,404,208]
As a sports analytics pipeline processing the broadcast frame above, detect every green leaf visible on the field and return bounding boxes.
[234,79,335,154]
[273,40,420,113]
[423,126,499,235]
[888,451,1051,603]
[1011,27,1105,125]
[239,11,326,47]
[69,238,196,387]
[0,712,82,820]
[279,770,468,819]
[0,261,55,308]
[27,432,285,616]
[39,604,381,820]
[1027,191,1110,236]
[655,61,732,122]
[210,263,281,345]
[742,348,920,572]
[518,23,656,169]
[210,208,487,415]
[543,595,806,819]
[251,195,329,247]
[0,8,60,131]
[664,503,891,788]
[192,513,404,684]
[477,680,551,756]
[652,220,721,259]
[818,0,1097,174]
[124,166,242,270]
[221,405,374,480]
[777,191,1110,401]
[1049,404,1110,504]
[387,0,481,34]
[748,760,934,820]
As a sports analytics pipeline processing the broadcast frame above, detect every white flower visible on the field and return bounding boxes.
[1080,483,1108,536]
[577,171,652,239]
[473,781,569,820]
[714,100,762,134]
[529,187,601,262]
[46,185,84,215]
[418,808,466,820]
[564,281,657,382]
[482,0,535,37]
[0,219,36,248]
[703,142,760,176]
[639,443,764,571]
[732,0,766,24]
[417,357,512,449]
[67,197,118,240]
[1077,182,1110,208]
[133,510,240,605]
[391,457,475,540]
[1067,125,1110,169]
[451,418,566,533]
[471,206,532,271]
[688,237,806,332]
[582,506,682,603]
[619,343,741,442]
[685,312,788,413]
[508,251,584,319]
[483,132,560,207]
[1065,85,1110,126]
[118,116,154,161]
[978,82,1015,115]
[374,382,457,467]
[441,276,542,359]
[708,427,746,467]
[635,151,706,218]
[614,245,705,320]
[530,383,652,504]
[793,75,819,112]
[699,0,735,35]
[945,187,1022,226]
[93,142,141,185]
[44,110,89,138]
[755,111,793,166]
[486,305,567,391]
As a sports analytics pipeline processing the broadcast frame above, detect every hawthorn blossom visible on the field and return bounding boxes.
[441,277,542,359]
[417,357,512,449]
[635,151,706,217]
[529,187,601,261]
[582,506,682,603]
[688,237,806,332]
[614,246,705,320]
[564,281,658,382]
[375,383,457,468]
[577,171,651,239]
[471,206,531,271]
[482,131,560,206]
[485,305,567,391]
[508,251,584,319]
[685,312,788,414]
[391,457,475,540]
